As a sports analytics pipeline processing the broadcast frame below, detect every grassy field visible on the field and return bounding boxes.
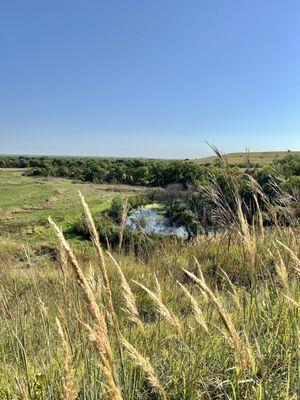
[0,169,300,399]
[196,151,300,165]
[0,169,144,245]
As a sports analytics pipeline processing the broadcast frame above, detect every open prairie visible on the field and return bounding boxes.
[0,164,300,399]
[196,151,300,165]
[0,169,144,245]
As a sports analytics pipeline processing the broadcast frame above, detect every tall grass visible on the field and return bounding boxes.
[0,190,300,399]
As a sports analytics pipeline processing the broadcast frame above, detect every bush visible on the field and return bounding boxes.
[71,211,159,254]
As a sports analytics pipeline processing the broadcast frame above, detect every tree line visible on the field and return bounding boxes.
[1,154,300,190]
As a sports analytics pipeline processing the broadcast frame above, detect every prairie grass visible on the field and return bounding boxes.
[0,193,300,399]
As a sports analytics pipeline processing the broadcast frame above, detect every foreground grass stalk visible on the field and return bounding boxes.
[253,193,265,240]
[234,190,256,265]
[183,268,247,370]
[78,191,126,383]
[107,252,143,329]
[78,192,118,327]
[58,244,68,292]
[56,318,78,400]
[177,281,208,333]
[120,334,165,397]
[133,280,183,336]
[276,239,300,275]
[48,217,122,399]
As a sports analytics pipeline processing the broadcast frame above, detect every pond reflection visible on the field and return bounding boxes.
[126,207,188,239]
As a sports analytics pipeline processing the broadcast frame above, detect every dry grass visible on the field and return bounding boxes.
[107,251,142,328]
[133,280,184,337]
[48,216,122,399]
[183,267,247,370]
[56,318,79,400]
[1,191,300,399]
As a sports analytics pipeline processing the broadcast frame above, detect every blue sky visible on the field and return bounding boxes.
[1,1,300,158]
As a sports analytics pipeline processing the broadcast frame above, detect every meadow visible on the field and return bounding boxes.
[0,169,144,245]
[0,167,300,399]
[196,151,300,166]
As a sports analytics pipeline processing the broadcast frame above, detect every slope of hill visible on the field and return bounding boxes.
[196,151,300,165]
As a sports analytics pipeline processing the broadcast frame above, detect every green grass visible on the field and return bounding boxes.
[196,151,300,165]
[0,229,299,399]
[0,169,300,399]
[0,169,143,244]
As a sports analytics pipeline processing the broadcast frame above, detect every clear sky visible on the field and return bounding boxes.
[1,1,300,159]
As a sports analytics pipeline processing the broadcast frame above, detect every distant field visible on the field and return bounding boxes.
[196,151,300,165]
[0,169,144,245]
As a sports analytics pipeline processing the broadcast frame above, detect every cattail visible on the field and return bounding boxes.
[133,280,183,336]
[183,268,247,369]
[56,318,78,400]
[48,217,121,398]
[120,335,165,396]
[107,252,142,328]
[177,282,208,332]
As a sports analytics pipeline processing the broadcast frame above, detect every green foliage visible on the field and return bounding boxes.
[108,197,126,223]
[108,194,149,224]
[0,156,209,187]
[72,200,159,252]
[165,199,202,237]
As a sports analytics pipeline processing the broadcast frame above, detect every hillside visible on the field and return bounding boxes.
[0,168,144,245]
[196,150,300,165]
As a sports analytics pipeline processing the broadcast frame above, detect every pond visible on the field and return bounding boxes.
[125,206,188,239]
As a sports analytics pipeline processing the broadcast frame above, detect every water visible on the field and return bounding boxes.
[125,207,188,239]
